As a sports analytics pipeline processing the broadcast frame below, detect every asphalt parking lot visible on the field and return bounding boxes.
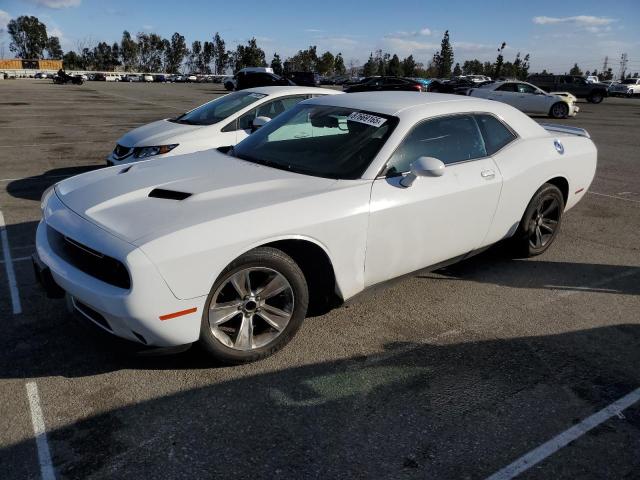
[1,80,639,480]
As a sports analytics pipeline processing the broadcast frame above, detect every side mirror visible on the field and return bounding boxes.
[251,116,271,132]
[400,156,445,187]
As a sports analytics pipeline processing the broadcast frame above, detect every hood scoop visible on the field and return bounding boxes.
[148,188,192,200]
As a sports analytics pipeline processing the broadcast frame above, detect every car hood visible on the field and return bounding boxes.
[54,150,338,245]
[117,119,209,148]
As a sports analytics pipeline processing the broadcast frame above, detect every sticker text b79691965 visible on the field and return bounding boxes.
[347,112,387,127]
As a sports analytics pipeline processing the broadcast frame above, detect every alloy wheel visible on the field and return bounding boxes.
[208,267,294,351]
[528,195,561,249]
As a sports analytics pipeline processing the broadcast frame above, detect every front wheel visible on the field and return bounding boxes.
[549,102,569,119]
[199,247,309,364]
[511,183,565,257]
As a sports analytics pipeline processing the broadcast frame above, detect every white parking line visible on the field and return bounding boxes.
[0,210,22,314]
[0,255,32,264]
[589,191,640,204]
[26,382,56,480]
[486,386,640,480]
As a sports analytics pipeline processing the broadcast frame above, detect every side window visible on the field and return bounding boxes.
[474,114,517,155]
[516,83,536,94]
[497,83,517,92]
[237,96,309,130]
[386,115,487,175]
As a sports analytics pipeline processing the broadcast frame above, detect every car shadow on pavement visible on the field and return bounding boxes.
[6,165,103,201]
[418,245,640,297]
[1,325,639,479]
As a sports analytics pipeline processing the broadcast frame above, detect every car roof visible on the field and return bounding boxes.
[243,86,342,96]
[304,91,477,115]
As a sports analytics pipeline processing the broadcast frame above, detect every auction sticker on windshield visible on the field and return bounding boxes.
[347,112,387,127]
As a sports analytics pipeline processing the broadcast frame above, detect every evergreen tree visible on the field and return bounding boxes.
[388,54,403,76]
[270,53,283,75]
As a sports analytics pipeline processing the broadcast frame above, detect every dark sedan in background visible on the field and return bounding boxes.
[343,76,425,93]
[427,77,492,95]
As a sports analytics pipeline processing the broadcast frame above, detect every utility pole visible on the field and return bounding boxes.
[602,56,608,73]
[619,53,628,80]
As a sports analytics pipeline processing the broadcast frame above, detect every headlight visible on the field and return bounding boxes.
[40,184,55,213]
[133,144,179,159]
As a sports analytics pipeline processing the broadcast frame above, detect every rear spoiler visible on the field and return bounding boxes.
[540,123,590,139]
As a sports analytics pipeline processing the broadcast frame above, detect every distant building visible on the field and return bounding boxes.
[0,59,63,70]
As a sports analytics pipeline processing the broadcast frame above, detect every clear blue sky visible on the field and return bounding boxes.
[1,0,639,74]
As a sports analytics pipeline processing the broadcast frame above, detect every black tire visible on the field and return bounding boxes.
[224,81,235,91]
[511,183,565,257]
[199,247,308,364]
[549,102,569,119]
[587,92,604,103]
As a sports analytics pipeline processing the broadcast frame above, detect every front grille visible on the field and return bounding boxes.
[113,144,132,159]
[47,226,131,289]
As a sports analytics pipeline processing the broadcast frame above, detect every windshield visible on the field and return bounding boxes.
[233,103,398,179]
[172,91,267,125]
[621,79,637,84]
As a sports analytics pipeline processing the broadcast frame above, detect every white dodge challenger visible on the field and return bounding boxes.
[34,92,597,363]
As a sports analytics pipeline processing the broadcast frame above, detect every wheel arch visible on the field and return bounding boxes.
[545,176,569,207]
[227,235,342,315]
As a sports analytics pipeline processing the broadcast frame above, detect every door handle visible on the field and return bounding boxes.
[481,169,495,179]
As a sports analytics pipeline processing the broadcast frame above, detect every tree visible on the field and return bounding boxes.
[120,31,138,71]
[285,45,318,73]
[188,40,202,72]
[138,33,165,72]
[270,53,283,75]
[433,30,454,78]
[232,38,267,72]
[452,62,462,76]
[401,55,417,77]
[462,59,483,75]
[45,36,63,59]
[388,54,403,76]
[7,16,49,58]
[362,53,377,76]
[212,33,228,75]
[202,41,214,74]
[62,51,82,70]
[164,32,188,74]
[316,51,335,76]
[569,63,583,76]
[334,53,346,76]
[494,42,506,78]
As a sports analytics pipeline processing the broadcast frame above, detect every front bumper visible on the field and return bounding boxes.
[35,193,206,347]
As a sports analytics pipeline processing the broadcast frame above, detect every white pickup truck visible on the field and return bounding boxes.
[609,78,640,97]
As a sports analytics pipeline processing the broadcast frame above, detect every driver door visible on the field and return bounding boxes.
[364,114,502,287]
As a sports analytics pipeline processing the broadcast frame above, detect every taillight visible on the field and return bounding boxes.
[413,84,422,91]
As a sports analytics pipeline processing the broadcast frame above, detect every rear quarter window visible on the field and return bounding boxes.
[474,114,517,155]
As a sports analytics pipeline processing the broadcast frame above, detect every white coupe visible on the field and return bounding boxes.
[469,81,579,119]
[35,92,597,363]
[107,86,340,165]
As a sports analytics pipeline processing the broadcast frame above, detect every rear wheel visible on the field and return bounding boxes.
[199,247,308,364]
[549,102,569,119]
[511,183,565,257]
[588,92,604,103]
